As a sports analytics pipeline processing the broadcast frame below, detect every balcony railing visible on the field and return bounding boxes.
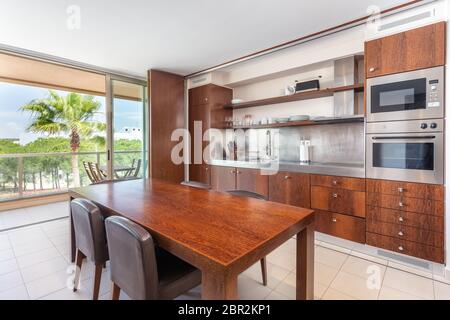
[0,150,143,202]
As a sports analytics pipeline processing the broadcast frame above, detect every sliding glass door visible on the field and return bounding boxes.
[106,77,147,180]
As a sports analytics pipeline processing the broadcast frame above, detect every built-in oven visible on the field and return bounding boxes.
[366,119,444,184]
[367,66,444,123]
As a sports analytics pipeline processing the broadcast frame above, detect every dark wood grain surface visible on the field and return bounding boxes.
[365,22,446,78]
[268,171,310,208]
[69,178,315,299]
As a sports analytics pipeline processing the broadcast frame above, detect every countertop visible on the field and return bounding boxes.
[210,159,365,178]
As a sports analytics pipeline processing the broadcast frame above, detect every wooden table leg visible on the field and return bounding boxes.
[296,223,314,300]
[202,271,238,300]
[70,197,76,263]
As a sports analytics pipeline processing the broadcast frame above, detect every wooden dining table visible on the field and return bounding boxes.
[68,178,315,300]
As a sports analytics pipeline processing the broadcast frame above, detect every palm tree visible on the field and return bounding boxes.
[21,90,105,187]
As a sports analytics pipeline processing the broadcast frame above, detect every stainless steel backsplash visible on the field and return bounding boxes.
[211,122,364,164]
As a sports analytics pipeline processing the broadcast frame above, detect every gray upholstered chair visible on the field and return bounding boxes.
[105,216,201,300]
[227,190,268,286]
[71,199,109,300]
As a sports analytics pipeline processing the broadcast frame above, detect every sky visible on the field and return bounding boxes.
[0,81,144,145]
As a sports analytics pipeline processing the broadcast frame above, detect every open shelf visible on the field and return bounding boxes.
[231,116,364,130]
[224,84,364,109]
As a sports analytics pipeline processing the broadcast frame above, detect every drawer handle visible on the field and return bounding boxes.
[332,218,337,223]
[332,193,338,198]
[230,170,235,174]
[332,180,338,186]
[398,202,404,208]
[369,67,375,72]
[398,246,404,251]
[205,167,209,171]
[398,216,404,222]
[284,176,291,180]
[398,187,405,193]
[236,170,241,174]
[398,231,404,237]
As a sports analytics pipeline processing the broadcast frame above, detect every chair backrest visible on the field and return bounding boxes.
[71,199,108,264]
[105,216,159,300]
[227,190,267,201]
[83,161,95,183]
[133,159,142,177]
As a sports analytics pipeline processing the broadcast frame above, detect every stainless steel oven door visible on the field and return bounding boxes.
[366,132,443,184]
[367,66,444,122]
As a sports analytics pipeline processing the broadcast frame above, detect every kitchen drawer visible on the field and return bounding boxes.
[311,186,365,218]
[311,175,365,191]
[366,232,444,263]
[268,172,310,208]
[366,220,444,248]
[366,179,444,201]
[315,210,365,243]
[366,193,444,216]
[366,206,443,232]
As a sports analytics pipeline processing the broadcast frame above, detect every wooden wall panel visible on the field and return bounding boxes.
[148,70,185,183]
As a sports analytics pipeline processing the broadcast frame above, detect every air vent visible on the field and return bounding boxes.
[192,76,208,84]
[378,11,432,32]
[377,249,431,270]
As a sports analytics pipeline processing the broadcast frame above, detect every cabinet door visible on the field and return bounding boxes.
[189,164,210,185]
[311,186,365,218]
[236,168,269,198]
[269,172,310,208]
[315,210,365,244]
[365,22,445,78]
[189,85,210,106]
[210,166,236,192]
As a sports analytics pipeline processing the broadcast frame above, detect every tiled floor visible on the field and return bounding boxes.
[0,202,69,231]
[0,203,450,300]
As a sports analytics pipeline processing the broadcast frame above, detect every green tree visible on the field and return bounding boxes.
[20,91,105,187]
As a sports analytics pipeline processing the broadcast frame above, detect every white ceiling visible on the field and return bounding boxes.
[0,0,407,77]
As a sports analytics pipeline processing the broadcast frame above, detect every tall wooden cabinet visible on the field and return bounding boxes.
[188,84,232,185]
[365,22,446,78]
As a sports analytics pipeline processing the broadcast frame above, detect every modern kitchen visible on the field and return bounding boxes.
[2,0,450,304]
[183,2,447,279]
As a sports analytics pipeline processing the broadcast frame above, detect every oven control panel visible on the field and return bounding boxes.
[367,119,444,134]
[428,79,441,108]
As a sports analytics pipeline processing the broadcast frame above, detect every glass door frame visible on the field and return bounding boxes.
[105,74,148,180]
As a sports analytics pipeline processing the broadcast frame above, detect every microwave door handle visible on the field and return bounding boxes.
[372,135,436,140]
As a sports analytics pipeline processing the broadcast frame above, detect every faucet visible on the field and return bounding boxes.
[265,130,272,159]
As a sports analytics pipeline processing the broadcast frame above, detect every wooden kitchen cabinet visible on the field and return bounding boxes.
[268,172,310,208]
[210,166,236,192]
[236,168,269,198]
[315,210,365,244]
[188,84,232,185]
[365,22,446,78]
[311,186,366,218]
[366,178,445,263]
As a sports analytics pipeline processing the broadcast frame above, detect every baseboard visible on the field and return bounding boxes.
[0,193,69,212]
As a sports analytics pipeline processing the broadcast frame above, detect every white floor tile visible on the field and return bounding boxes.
[315,246,348,270]
[237,275,272,300]
[382,268,434,299]
[0,234,11,251]
[0,271,23,293]
[25,269,69,299]
[0,248,14,262]
[12,239,54,257]
[48,234,69,246]
[0,258,19,276]
[329,271,379,300]
[318,241,352,255]
[266,248,296,272]
[241,261,290,290]
[315,262,339,287]
[81,269,111,297]
[341,256,386,280]
[0,284,29,300]
[434,281,450,300]
[265,290,290,300]
[39,287,91,300]
[378,286,424,300]
[388,261,433,279]
[273,272,325,300]
[322,288,355,300]
[20,257,69,283]
[16,247,61,269]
